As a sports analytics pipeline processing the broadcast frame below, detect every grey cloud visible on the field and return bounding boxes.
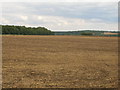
[2,2,118,30]
[2,2,117,22]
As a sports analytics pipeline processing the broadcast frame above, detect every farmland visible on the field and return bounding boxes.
[2,35,118,88]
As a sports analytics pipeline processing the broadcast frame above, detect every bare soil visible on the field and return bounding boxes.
[2,35,118,88]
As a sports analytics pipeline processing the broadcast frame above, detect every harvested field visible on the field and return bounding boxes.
[2,35,118,88]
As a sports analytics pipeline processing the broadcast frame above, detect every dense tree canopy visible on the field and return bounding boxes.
[1,25,54,35]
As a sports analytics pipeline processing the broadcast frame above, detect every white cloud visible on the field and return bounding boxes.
[38,16,43,20]
[2,18,10,23]
[2,13,118,31]
[1,2,118,31]
[0,0,119,2]
[23,15,117,31]
[20,16,28,21]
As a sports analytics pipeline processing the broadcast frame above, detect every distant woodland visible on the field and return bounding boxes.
[1,25,54,35]
[1,25,119,36]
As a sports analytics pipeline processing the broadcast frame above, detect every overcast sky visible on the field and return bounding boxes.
[1,1,118,31]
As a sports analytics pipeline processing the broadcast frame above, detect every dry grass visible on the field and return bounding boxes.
[2,35,118,88]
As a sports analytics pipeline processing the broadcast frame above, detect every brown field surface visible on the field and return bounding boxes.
[2,35,118,88]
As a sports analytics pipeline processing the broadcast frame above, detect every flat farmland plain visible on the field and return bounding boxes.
[2,35,118,88]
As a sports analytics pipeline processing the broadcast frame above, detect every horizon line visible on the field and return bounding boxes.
[1,24,118,31]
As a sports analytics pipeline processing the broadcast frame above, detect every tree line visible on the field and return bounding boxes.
[1,25,54,35]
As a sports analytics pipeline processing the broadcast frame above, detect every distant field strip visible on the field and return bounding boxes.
[2,35,118,88]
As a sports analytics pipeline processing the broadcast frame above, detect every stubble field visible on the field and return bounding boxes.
[2,35,118,88]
